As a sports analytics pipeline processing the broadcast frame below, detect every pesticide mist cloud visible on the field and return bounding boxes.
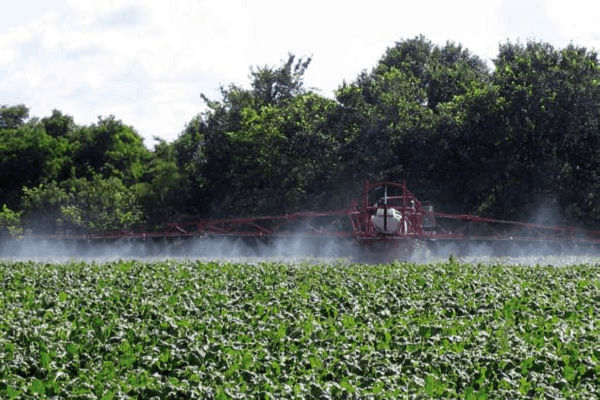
[1,236,363,264]
[4,234,600,267]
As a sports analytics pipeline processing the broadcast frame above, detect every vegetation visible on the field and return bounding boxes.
[4,36,600,398]
[1,258,600,398]
[3,36,600,233]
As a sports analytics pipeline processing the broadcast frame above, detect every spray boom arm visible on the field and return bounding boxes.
[28,181,600,256]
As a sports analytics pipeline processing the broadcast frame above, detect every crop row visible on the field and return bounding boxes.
[1,257,600,398]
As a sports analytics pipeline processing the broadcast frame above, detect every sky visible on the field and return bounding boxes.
[2,0,600,146]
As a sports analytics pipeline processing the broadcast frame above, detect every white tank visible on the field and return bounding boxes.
[372,208,402,233]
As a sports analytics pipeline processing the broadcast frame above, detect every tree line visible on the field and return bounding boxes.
[2,35,600,235]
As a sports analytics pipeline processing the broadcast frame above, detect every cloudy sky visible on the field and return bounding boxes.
[2,0,599,145]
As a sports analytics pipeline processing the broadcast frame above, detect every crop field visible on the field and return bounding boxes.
[1,257,600,399]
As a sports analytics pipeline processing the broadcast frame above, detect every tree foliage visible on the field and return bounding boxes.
[488,41,600,222]
[0,114,63,208]
[68,115,150,183]
[0,205,23,237]
[0,104,29,129]
[21,175,143,232]
[249,53,311,106]
[4,37,600,234]
[333,36,491,203]
[189,54,347,216]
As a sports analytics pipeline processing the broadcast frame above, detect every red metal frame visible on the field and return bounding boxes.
[34,181,600,253]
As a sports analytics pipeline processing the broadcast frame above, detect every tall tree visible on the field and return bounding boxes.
[136,136,196,224]
[492,41,600,224]
[68,115,150,184]
[375,35,489,111]
[186,54,345,216]
[41,109,76,138]
[0,104,29,129]
[334,36,491,202]
[250,53,311,106]
[21,174,144,233]
[0,109,65,208]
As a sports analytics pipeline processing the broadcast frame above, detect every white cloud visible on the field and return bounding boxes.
[2,0,600,145]
[544,0,600,46]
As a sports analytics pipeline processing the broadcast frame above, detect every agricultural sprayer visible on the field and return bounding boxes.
[21,181,600,260]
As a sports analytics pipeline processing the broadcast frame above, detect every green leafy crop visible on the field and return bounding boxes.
[0,258,599,398]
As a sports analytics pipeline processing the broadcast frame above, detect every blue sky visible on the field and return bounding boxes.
[1,0,599,145]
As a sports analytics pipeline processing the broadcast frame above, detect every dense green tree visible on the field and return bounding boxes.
[68,115,150,184]
[335,68,435,184]
[136,136,195,224]
[39,110,75,181]
[0,205,23,237]
[5,37,600,233]
[431,81,508,214]
[193,84,254,216]
[374,35,489,111]
[0,114,65,208]
[186,54,346,216]
[219,92,341,215]
[0,107,154,233]
[249,53,311,106]
[41,109,76,138]
[490,41,600,224]
[334,36,491,204]
[0,104,29,129]
[21,174,144,233]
